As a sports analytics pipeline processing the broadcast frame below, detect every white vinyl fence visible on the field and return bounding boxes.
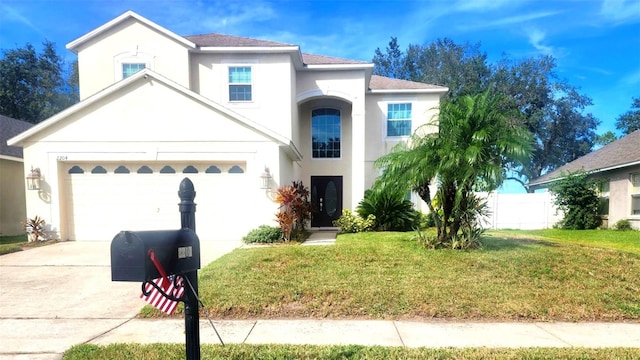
[478,191,561,230]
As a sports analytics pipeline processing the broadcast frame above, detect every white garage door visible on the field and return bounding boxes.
[62,162,250,241]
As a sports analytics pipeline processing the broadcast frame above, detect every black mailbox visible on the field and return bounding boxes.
[111,228,200,282]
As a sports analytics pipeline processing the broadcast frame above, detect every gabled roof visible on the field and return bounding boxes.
[66,10,195,52]
[0,115,33,159]
[185,33,294,47]
[8,69,302,161]
[369,75,449,93]
[302,53,370,65]
[529,130,640,187]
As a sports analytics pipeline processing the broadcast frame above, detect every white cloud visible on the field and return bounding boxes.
[601,0,640,24]
[0,3,46,36]
[622,67,640,85]
[457,11,561,31]
[454,0,514,12]
[527,28,555,56]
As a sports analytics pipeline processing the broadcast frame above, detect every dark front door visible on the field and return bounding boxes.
[311,176,343,227]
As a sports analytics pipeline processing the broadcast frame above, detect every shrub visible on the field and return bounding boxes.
[23,215,46,242]
[614,219,633,231]
[357,188,420,231]
[420,212,436,229]
[275,181,311,241]
[333,209,375,233]
[242,225,283,244]
[550,172,602,230]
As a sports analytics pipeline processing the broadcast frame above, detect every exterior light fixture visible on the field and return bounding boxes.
[26,167,41,190]
[260,167,272,189]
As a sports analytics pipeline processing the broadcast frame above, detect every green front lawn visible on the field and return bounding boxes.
[63,344,640,360]
[140,229,640,321]
[490,228,640,254]
[93,229,640,359]
[0,234,27,255]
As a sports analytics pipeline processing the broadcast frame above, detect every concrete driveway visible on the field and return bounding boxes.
[0,239,240,360]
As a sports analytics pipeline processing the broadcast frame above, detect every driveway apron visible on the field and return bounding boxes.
[0,239,240,360]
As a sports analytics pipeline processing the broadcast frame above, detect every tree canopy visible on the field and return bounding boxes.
[615,97,640,135]
[373,37,600,191]
[0,41,78,123]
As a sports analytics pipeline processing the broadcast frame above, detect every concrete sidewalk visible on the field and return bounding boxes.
[91,319,640,348]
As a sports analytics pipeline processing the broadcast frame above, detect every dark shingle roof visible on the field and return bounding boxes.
[185,33,294,47]
[302,53,370,65]
[0,115,33,158]
[529,130,640,186]
[369,75,448,91]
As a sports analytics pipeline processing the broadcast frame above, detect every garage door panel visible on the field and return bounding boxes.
[63,162,249,241]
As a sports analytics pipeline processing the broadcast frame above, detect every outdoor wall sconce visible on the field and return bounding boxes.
[26,166,42,190]
[260,167,272,189]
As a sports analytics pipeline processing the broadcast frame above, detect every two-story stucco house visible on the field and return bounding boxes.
[8,11,447,241]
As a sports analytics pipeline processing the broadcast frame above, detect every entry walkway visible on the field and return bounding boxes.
[301,230,338,246]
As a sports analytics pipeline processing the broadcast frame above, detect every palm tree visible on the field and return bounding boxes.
[375,90,531,247]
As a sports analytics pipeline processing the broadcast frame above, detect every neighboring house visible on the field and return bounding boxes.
[0,115,34,236]
[529,130,640,229]
[8,11,447,241]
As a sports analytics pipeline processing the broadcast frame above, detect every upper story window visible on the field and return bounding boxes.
[122,63,146,78]
[631,173,640,215]
[114,49,153,82]
[228,66,252,101]
[387,103,412,137]
[312,108,341,159]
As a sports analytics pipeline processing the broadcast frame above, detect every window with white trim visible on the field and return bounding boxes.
[114,49,153,81]
[632,173,640,215]
[228,66,252,101]
[122,63,145,78]
[598,181,610,216]
[312,108,341,159]
[387,103,412,137]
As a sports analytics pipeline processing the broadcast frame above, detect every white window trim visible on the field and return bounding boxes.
[222,60,258,106]
[311,107,343,161]
[385,102,413,139]
[114,48,154,81]
[631,173,640,216]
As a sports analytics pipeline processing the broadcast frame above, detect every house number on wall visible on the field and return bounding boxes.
[56,155,68,161]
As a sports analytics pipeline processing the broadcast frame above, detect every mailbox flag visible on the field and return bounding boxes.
[141,275,185,315]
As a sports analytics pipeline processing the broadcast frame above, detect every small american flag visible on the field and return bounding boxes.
[140,275,185,315]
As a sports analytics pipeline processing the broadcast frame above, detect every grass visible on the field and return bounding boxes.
[490,228,640,254]
[88,229,640,359]
[139,229,640,321]
[62,343,640,360]
[0,234,60,255]
[0,234,27,255]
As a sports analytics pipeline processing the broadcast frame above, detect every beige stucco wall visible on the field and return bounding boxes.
[20,77,283,240]
[190,52,295,139]
[0,158,27,235]
[75,18,191,100]
[594,164,640,229]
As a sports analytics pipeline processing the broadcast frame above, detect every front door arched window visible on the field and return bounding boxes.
[312,108,341,159]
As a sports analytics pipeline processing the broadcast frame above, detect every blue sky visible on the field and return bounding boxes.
[1,0,638,134]
[0,0,638,191]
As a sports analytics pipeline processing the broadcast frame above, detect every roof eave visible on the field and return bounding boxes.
[195,46,300,53]
[0,154,23,162]
[528,159,640,187]
[303,63,374,71]
[369,87,449,94]
[66,10,195,53]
